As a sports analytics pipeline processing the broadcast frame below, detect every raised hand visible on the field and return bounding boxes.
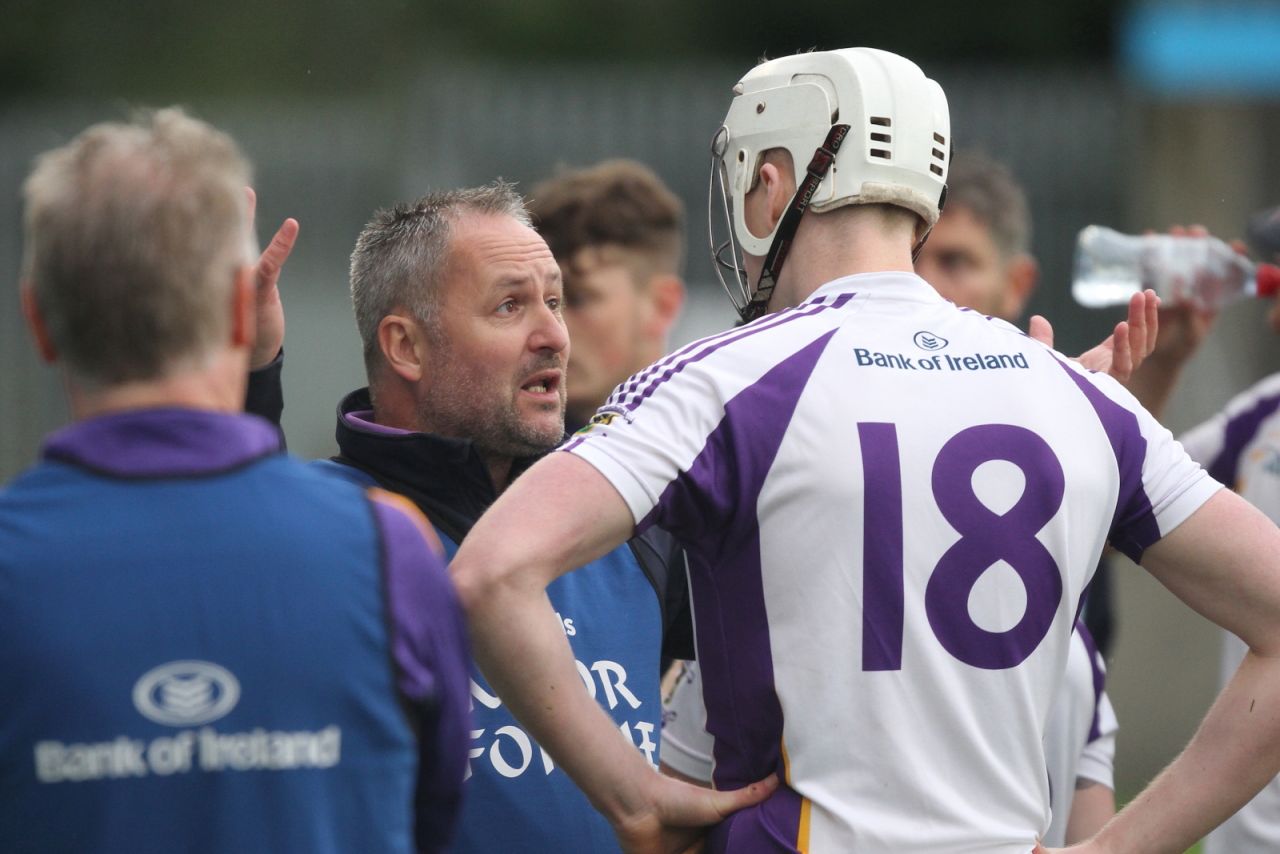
[246,187,299,370]
[1027,289,1159,384]
[1075,289,1159,382]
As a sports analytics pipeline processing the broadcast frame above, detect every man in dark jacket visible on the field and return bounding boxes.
[249,182,688,853]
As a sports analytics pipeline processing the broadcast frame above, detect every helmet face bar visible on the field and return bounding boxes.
[708,48,951,320]
[708,126,752,318]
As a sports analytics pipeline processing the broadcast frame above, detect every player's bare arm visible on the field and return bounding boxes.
[1064,780,1115,846]
[1048,490,1280,853]
[450,452,774,853]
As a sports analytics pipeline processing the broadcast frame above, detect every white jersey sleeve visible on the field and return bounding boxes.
[1051,358,1221,561]
[1076,692,1118,789]
[659,661,714,784]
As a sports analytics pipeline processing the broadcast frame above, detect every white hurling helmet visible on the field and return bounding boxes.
[709,47,951,321]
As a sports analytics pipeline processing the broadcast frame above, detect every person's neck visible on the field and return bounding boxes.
[370,383,517,494]
[482,454,515,494]
[68,352,247,421]
[768,215,916,310]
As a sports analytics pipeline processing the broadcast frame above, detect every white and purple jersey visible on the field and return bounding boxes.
[564,272,1216,853]
[1183,373,1280,854]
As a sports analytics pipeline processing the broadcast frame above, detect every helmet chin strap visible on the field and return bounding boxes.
[911,225,933,264]
[911,181,947,264]
[738,123,851,323]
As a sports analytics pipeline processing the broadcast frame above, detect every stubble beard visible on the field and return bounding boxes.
[419,353,567,461]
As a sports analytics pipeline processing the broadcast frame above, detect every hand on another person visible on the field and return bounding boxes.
[611,772,777,854]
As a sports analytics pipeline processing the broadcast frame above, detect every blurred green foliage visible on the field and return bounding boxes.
[1,0,1121,101]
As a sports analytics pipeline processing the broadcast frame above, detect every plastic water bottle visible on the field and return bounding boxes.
[1072,225,1280,310]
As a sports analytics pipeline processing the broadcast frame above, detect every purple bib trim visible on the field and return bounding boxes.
[42,408,281,478]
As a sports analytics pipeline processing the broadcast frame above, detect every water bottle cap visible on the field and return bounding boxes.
[1258,263,1280,298]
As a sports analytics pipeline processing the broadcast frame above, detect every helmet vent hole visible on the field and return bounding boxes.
[870,149,892,160]
[870,116,892,127]
[934,132,947,144]
[930,164,944,176]
[871,132,891,143]
[932,148,945,160]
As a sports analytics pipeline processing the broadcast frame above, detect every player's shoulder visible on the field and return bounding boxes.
[367,486,445,558]
[600,294,851,416]
[251,451,368,500]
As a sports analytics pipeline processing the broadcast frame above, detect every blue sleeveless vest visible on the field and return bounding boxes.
[314,458,664,853]
[0,411,421,854]
[437,531,662,854]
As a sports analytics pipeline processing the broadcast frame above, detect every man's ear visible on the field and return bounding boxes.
[759,161,793,234]
[644,274,686,338]
[229,264,255,349]
[1001,254,1039,321]
[377,314,428,383]
[20,283,57,363]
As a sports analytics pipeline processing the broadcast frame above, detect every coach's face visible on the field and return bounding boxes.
[417,212,569,459]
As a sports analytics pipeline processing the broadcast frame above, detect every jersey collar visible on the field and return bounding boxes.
[804,271,944,306]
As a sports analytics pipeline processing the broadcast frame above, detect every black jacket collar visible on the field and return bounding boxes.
[333,387,695,660]
[332,387,540,544]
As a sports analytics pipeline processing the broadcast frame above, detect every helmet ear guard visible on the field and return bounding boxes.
[709,48,950,322]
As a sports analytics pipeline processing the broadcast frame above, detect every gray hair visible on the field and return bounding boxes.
[21,107,254,386]
[943,151,1032,258]
[349,181,531,374]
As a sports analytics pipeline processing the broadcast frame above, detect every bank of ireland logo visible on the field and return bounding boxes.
[133,661,240,726]
[913,331,949,351]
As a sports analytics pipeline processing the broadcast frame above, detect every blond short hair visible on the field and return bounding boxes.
[22,107,254,385]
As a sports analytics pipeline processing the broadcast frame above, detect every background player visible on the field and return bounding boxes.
[529,159,687,433]
[450,48,1280,853]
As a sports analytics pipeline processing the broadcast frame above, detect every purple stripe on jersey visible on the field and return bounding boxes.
[1074,620,1107,744]
[708,784,806,854]
[370,497,471,850]
[1052,359,1161,561]
[608,296,835,410]
[638,330,839,795]
[560,435,587,453]
[42,407,280,477]
[1206,390,1280,486]
[623,294,854,413]
[607,302,806,410]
